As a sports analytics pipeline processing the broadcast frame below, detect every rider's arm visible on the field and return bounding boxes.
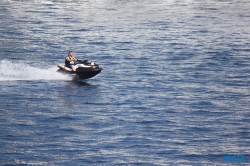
[65,56,71,62]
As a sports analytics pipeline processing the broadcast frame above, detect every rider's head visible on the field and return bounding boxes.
[68,51,73,56]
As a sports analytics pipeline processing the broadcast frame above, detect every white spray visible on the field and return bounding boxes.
[0,60,70,81]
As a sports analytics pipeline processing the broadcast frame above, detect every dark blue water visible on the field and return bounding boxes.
[1,0,250,165]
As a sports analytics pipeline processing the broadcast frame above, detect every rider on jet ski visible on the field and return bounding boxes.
[58,51,102,79]
[65,51,78,71]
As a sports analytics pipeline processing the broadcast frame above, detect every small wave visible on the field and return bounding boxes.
[0,60,70,81]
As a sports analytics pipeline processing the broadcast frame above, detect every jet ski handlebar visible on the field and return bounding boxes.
[77,59,92,64]
[76,59,99,67]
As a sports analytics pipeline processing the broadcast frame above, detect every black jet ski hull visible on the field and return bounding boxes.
[57,68,102,79]
[57,62,102,79]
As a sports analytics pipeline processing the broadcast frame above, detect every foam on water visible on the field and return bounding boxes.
[0,60,70,81]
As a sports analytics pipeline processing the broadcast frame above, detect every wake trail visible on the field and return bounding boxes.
[0,60,70,81]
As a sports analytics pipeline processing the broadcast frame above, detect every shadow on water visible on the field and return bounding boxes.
[54,77,101,98]
[71,78,101,88]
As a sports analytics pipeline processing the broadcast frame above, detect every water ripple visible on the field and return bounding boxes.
[1,0,250,165]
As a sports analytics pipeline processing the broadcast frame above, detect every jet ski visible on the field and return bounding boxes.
[57,60,102,79]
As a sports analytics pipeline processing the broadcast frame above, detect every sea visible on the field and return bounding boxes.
[0,0,250,165]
